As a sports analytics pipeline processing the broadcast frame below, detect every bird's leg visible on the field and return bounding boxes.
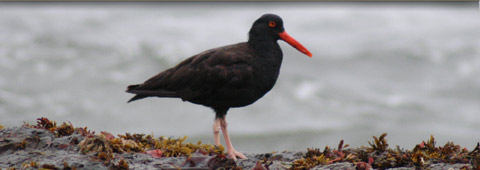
[219,117,247,160]
[212,118,221,146]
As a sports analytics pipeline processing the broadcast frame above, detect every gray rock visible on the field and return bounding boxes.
[0,126,476,170]
[312,162,356,170]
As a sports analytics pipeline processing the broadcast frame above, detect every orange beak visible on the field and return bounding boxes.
[278,31,312,57]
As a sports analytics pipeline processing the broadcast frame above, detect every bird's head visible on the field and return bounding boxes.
[249,14,312,57]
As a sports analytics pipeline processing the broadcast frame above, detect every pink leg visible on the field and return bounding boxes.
[212,118,221,146]
[219,117,246,160]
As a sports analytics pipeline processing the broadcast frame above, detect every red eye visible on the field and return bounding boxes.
[269,21,276,27]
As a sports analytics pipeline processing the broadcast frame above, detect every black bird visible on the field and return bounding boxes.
[126,14,312,159]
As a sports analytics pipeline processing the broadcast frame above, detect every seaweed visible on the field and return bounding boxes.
[78,135,115,165]
[469,142,480,169]
[20,161,38,169]
[7,118,480,169]
[33,162,77,170]
[20,117,225,158]
[110,159,129,170]
[291,147,332,169]
[291,140,352,170]
[79,135,113,155]
[368,133,388,153]
[41,164,59,170]
[23,117,94,137]
[56,122,75,137]
[291,133,478,170]
[32,117,57,132]
[62,161,76,170]
[74,126,95,137]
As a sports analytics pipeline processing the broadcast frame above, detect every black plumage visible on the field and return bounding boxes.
[126,14,311,159]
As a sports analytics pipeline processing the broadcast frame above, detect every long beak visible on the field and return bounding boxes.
[278,31,312,57]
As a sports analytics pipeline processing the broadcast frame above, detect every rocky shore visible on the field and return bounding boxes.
[0,118,478,170]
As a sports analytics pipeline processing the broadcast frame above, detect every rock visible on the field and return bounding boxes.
[0,125,477,170]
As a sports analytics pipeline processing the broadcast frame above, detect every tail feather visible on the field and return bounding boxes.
[127,84,140,92]
[127,95,148,103]
[126,84,179,103]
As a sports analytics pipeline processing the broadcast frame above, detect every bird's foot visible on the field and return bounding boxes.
[227,149,247,160]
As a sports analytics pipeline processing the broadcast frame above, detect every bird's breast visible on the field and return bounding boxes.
[251,55,283,98]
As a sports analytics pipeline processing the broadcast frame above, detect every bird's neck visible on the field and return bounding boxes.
[247,33,281,57]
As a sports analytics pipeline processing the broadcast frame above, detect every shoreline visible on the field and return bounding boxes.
[0,118,478,170]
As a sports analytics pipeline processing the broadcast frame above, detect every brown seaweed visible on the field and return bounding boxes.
[5,118,480,170]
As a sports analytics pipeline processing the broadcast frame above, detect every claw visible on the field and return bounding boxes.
[227,149,247,160]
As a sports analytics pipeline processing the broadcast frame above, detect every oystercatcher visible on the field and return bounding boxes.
[127,14,312,159]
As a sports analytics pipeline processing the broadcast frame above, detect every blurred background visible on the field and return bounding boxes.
[0,2,479,153]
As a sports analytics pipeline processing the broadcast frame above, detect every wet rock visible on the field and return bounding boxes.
[312,162,356,170]
[427,163,471,169]
[1,125,478,170]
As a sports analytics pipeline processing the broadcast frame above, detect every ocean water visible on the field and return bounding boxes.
[1,2,479,153]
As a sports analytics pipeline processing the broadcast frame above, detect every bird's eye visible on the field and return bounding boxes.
[268,21,276,28]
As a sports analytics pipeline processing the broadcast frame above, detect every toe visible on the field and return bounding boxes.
[233,151,247,159]
[227,150,247,160]
[228,153,238,160]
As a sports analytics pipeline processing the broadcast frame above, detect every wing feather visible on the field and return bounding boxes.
[126,42,255,103]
